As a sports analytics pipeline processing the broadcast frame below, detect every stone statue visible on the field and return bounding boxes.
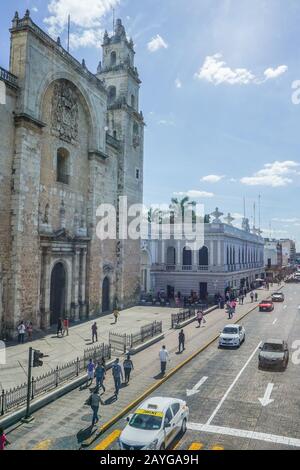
[51,80,79,143]
[97,61,102,74]
[43,203,50,225]
[211,207,223,224]
[103,30,110,45]
[224,213,234,226]
[242,217,251,232]
[114,19,126,39]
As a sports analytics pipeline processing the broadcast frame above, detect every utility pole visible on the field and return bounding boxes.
[22,347,34,423]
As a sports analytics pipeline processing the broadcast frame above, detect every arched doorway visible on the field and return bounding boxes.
[50,262,67,326]
[102,277,110,312]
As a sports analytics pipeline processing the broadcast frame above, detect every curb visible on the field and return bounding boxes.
[173,306,218,329]
[82,289,282,449]
[128,333,165,355]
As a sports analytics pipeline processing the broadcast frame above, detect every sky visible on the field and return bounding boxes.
[0,0,300,248]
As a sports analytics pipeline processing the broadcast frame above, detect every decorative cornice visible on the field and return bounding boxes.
[14,113,46,131]
[88,149,109,162]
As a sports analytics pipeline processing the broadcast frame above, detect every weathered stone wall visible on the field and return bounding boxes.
[0,83,16,334]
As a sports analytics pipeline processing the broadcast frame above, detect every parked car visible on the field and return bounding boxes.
[219,324,246,348]
[119,397,189,450]
[259,300,274,312]
[258,339,289,370]
[271,292,285,302]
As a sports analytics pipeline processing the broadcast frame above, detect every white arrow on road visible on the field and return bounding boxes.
[186,376,208,397]
[259,383,274,407]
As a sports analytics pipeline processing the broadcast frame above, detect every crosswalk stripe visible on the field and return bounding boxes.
[211,445,224,451]
[93,430,121,450]
[189,442,204,450]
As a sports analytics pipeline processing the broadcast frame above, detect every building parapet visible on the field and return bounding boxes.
[0,66,18,89]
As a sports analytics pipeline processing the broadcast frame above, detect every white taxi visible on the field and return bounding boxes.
[119,397,189,450]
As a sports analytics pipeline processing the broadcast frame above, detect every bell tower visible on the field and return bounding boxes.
[97,19,145,308]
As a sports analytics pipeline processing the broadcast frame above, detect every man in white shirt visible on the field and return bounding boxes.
[159,345,170,375]
[17,321,26,344]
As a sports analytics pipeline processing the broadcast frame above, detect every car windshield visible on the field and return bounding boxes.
[262,343,284,352]
[129,413,163,431]
[261,300,271,304]
[223,327,238,334]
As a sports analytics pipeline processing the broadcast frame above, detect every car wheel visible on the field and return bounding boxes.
[181,418,187,435]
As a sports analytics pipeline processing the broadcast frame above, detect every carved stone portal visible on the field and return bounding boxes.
[52,80,79,143]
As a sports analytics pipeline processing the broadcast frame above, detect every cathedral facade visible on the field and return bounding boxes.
[0,11,144,337]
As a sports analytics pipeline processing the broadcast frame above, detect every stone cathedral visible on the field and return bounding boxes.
[0,11,144,337]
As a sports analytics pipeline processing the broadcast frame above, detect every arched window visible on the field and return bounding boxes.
[183,247,192,266]
[199,246,209,266]
[57,148,70,184]
[167,247,176,265]
[108,86,116,105]
[110,51,117,66]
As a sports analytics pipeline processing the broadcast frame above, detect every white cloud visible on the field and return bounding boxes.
[69,29,103,49]
[158,119,175,126]
[32,7,39,12]
[201,174,225,183]
[174,190,214,199]
[44,0,119,46]
[264,65,288,80]
[175,78,182,89]
[147,34,168,53]
[240,161,299,187]
[195,53,288,86]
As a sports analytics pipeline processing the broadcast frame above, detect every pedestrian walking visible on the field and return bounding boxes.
[112,358,124,397]
[113,309,120,324]
[89,389,101,427]
[0,427,10,451]
[57,317,63,337]
[178,329,185,353]
[17,321,26,344]
[196,310,205,328]
[92,322,98,343]
[63,317,69,336]
[159,345,170,375]
[95,361,106,392]
[26,322,33,341]
[250,291,254,303]
[123,354,134,384]
[86,359,95,386]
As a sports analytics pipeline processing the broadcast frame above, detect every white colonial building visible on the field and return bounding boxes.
[141,209,265,300]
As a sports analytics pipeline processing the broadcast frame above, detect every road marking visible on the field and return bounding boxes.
[93,430,121,450]
[283,305,287,310]
[32,439,53,450]
[187,422,300,448]
[272,318,278,325]
[211,444,224,451]
[206,342,261,425]
[189,442,204,450]
[186,376,208,397]
[259,383,274,407]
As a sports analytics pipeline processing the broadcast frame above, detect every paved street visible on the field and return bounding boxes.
[89,283,300,451]
[3,284,285,450]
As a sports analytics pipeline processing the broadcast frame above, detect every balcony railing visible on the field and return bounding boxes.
[0,67,18,88]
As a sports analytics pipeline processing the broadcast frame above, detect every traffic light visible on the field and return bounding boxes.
[33,349,44,367]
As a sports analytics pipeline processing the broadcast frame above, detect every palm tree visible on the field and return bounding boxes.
[170,196,196,221]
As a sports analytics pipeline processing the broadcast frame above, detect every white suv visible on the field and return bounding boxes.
[219,324,245,348]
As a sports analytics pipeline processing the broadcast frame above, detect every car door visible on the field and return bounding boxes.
[238,326,243,342]
[164,407,175,446]
[171,402,182,436]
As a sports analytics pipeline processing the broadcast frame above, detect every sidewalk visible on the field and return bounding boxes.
[6,285,283,450]
[0,306,180,390]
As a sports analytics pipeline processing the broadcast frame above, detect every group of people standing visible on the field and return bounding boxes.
[17,321,33,344]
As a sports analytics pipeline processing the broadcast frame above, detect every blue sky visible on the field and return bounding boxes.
[1,0,300,247]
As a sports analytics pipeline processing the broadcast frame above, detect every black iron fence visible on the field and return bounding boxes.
[0,343,111,416]
[109,321,163,354]
[171,305,208,328]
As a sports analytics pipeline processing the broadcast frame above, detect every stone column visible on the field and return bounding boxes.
[79,248,87,318]
[71,247,80,321]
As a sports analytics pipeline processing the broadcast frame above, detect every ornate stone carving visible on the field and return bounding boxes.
[51,80,78,143]
[211,207,223,224]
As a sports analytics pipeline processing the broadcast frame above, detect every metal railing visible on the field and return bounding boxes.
[171,305,209,328]
[109,321,163,354]
[0,343,111,416]
[0,67,18,88]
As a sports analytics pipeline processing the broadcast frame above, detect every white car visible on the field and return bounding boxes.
[219,324,245,348]
[119,396,189,450]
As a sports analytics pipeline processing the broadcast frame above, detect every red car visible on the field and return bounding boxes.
[259,300,274,312]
